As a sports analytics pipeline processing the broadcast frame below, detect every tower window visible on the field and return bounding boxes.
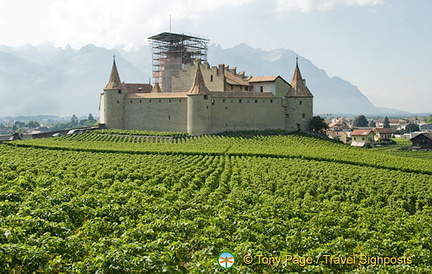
[286,114,289,118]
[239,99,242,103]
[149,100,151,103]
[204,95,208,100]
[302,114,306,118]
[159,99,161,103]
[140,100,142,103]
[223,99,226,103]
[118,90,122,94]
[231,85,233,90]
[270,100,273,103]
[255,99,258,103]
[169,99,171,103]
[260,86,263,92]
[299,101,303,105]
[210,75,213,82]
[168,115,171,120]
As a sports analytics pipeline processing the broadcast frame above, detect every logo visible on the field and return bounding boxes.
[218,252,235,269]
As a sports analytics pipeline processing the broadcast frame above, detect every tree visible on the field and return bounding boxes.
[383,116,390,128]
[308,116,328,134]
[71,114,78,126]
[353,115,368,128]
[427,115,432,124]
[88,113,95,121]
[368,120,376,127]
[27,121,40,128]
[405,124,419,133]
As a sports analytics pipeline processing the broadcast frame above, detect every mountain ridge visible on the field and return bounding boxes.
[0,43,409,116]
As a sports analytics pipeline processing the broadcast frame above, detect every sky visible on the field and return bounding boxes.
[0,0,431,113]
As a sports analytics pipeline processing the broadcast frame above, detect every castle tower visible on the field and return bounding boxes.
[285,58,314,131]
[148,32,209,92]
[187,62,212,135]
[101,57,126,129]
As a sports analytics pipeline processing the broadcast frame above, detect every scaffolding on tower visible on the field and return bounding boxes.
[148,32,209,92]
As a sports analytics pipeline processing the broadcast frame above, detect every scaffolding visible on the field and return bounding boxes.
[148,32,209,92]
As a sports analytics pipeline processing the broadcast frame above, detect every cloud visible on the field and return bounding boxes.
[45,0,255,50]
[275,0,384,13]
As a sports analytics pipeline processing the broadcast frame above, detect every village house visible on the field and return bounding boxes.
[376,118,408,130]
[327,131,351,144]
[372,127,394,141]
[410,133,432,150]
[350,129,375,147]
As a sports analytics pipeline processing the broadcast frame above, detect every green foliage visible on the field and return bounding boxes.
[353,115,369,128]
[1,133,431,272]
[405,124,420,133]
[427,115,432,124]
[308,116,328,133]
[27,121,40,128]
[383,116,390,128]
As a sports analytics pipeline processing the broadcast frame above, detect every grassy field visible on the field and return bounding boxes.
[372,138,432,160]
[1,131,431,272]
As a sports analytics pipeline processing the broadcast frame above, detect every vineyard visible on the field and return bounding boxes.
[1,131,431,272]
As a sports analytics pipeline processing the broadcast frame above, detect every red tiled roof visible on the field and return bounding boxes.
[351,129,373,136]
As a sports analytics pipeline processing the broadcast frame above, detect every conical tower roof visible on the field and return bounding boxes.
[188,62,209,94]
[150,82,162,93]
[288,58,313,97]
[104,56,125,90]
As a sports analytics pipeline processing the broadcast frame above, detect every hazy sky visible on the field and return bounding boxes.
[1,0,431,113]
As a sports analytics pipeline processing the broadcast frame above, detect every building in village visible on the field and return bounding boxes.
[410,133,432,150]
[99,32,313,135]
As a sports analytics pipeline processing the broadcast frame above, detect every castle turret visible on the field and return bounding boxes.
[100,56,126,129]
[187,62,212,135]
[285,58,314,131]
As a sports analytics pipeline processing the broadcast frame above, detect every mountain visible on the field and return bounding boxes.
[0,43,408,117]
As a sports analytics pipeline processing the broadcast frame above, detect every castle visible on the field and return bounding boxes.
[99,32,313,135]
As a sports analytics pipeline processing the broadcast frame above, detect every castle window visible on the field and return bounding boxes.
[240,86,242,90]
[260,86,263,92]
[179,99,181,102]
[204,95,208,100]
[117,100,120,104]
[245,87,248,91]
[231,85,233,90]
[159,99,161,103]
[223,99,225,103]
[212,100,215,105]
[140,100,142,103]
[239,99,242,103]
[225,107,228,109]
[302,114,306,118]
[168,115,171,120]
[231,100,233,103]
[169,99,171,103]
[270,100,273,103]
[210,75,213,82]
[299,101,303,105]
[118,90,122,94]
[255,99,258,103]
[149,100,151,103]
[286,114,289,118]
[206,106,209,109]
[130,100,132,103]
